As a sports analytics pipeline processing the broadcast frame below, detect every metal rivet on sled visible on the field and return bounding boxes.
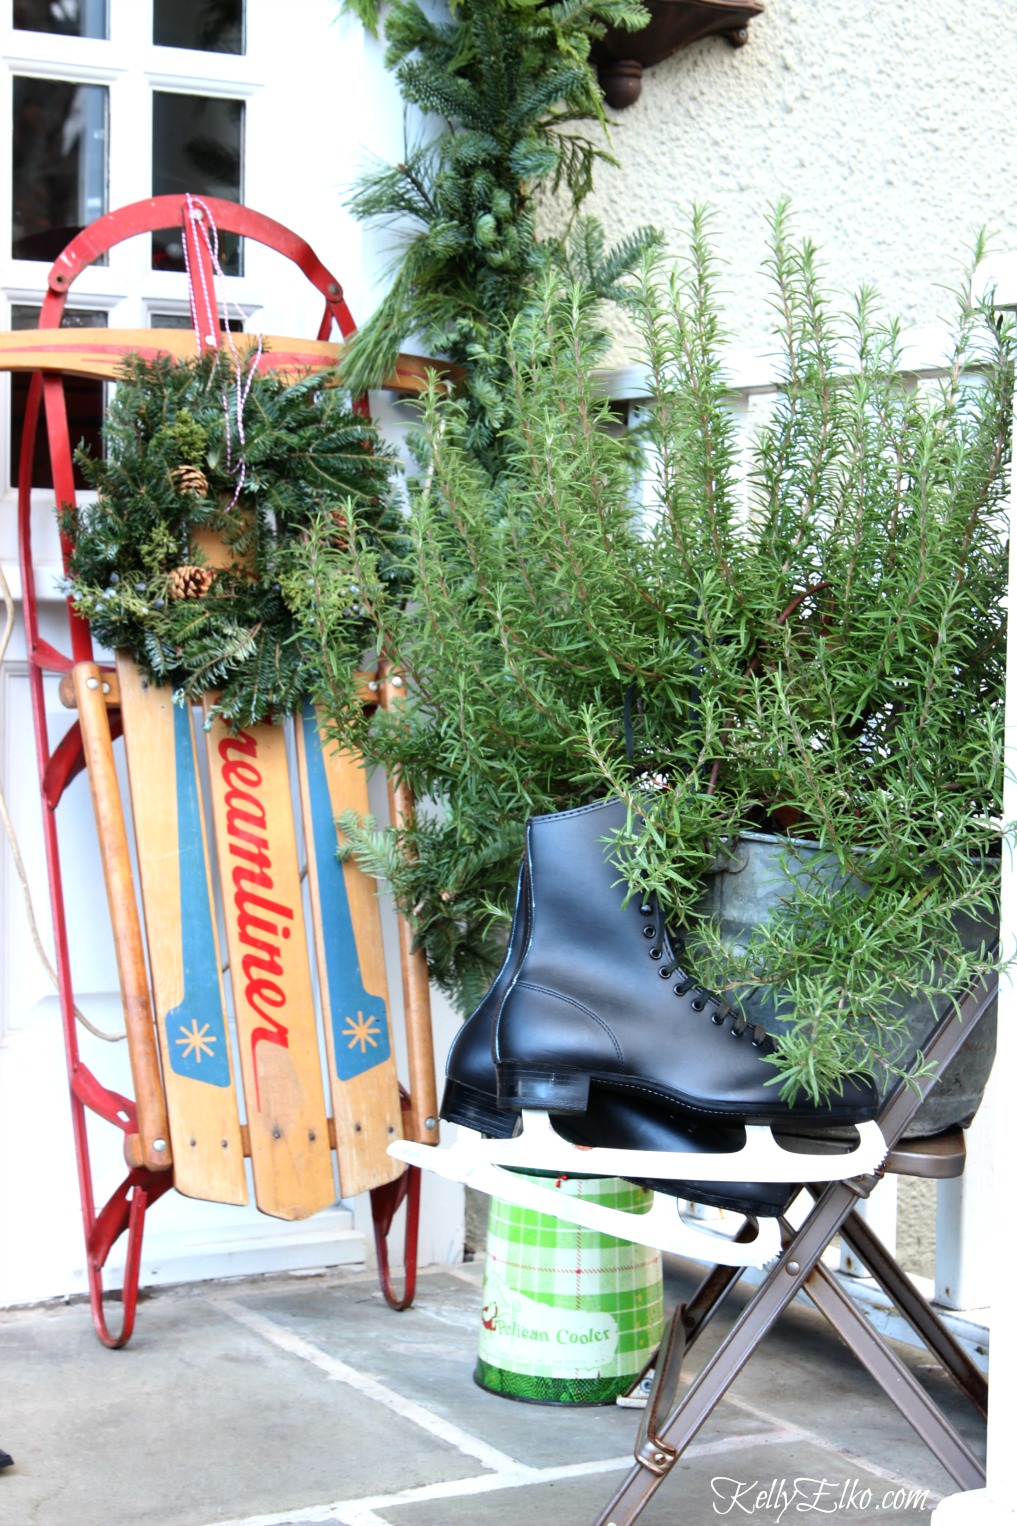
[153,1138,167,1152]
[787,1260,801,1275]
[425,1116,438,1130]
[86,677,99,689]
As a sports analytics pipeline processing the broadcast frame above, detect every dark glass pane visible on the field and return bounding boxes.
[153,0,244,53]
[12,77,108,261]
[150,312,244,331]
[151,93,244,275]
[9,306,106,490]
[13,0,107,38]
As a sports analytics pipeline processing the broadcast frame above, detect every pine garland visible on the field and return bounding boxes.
[339,0,657,469]
[63,350,406,730]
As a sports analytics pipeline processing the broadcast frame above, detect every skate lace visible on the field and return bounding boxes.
[638,897,768,1047]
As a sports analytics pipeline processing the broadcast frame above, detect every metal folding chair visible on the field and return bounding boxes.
[594,969,995,1523]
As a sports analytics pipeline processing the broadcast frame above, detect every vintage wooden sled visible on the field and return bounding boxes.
[0,195,447,1346]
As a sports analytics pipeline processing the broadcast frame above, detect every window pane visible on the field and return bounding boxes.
[13,0,107,38]
[150,312,244,331]
[153,0,244,54]
[9,306,106,490]
[151,93,244,275]
[12,77,108,261]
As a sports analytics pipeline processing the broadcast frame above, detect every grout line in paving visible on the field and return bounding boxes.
[209,1281,948,1525]
[192,1403,818,1526]
[326,1430,821,1521]
[196,1430,817,1526]
[214,1296,522,1474]
[718,1388,945,1504]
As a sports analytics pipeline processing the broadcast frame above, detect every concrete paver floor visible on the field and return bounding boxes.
[0,1256,985,1526]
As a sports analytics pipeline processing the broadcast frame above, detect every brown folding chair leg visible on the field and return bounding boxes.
[798,1250,984,1488]
[594,1178,872,1525]
[593,968,997,1526]
[618,1220,758,1405]
[836,1202,988,1417]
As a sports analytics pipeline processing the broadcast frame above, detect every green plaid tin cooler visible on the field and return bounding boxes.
[475,1176,665,1405]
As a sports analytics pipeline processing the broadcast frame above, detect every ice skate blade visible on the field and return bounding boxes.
[394,1108,887,1188]
[389,1124,782,1268]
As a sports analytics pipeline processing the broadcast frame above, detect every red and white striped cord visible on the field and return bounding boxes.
[182,194,264,509]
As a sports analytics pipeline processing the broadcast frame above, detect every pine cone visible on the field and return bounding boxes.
[170,464,209,498]
[168,564,214,600]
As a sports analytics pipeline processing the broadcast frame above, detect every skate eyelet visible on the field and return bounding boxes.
[691,997,706,1012]
[674,980,694,997]
[639,902,653,917]
[709,1009,723,1024]
[730,1024,744,1037]
[751,1036,764,1047]
[649,946,662,960]
[659,967,672,979]
[642,925,656,939]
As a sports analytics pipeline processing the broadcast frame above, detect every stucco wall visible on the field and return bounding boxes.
[572,0,1017,370]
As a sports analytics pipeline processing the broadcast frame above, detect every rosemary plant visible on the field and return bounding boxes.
[303,207,1013,1101]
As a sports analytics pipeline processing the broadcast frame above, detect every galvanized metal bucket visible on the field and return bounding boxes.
[700,832,997,1136]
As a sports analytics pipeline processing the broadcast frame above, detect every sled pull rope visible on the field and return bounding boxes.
[0,562,123,1041]
[182,193,263,508]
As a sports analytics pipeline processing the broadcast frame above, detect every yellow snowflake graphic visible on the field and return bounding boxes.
[343,1010,381,1053]
[175,1019,217,1063]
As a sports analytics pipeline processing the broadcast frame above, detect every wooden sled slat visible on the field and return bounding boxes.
[72,662,173,1175]
[0,326,455,392]
[203,709,335,1221]
[296,706,405,1199]
[116,657,247,1205]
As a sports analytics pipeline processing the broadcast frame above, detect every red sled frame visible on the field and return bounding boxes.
[7,196,439,1345]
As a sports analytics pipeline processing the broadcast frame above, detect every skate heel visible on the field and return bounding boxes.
[440,1079,519,1138]
[496,1066,591,1113]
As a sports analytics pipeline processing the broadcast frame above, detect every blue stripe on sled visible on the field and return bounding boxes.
[301,704,391,1081]
[166,705,231,1087]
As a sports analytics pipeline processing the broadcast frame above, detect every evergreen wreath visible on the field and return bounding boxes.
[63,350,406,729]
